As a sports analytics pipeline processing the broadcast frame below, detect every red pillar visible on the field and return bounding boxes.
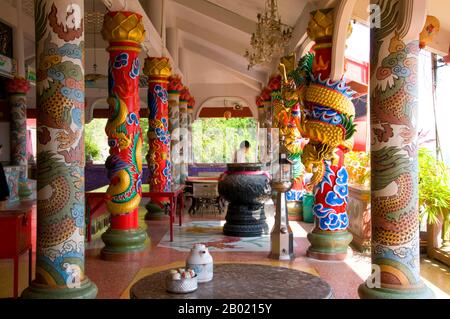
[144,57,173,220]
[100,11,148,260]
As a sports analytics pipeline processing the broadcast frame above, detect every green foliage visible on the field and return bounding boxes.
[84,118,150,164]
[192,118,258,163]
[418,148,450,225]
[140,118,150,161]
[345,151,370,188]
[85,137,101,161]
[84,119,108,163]
[84,117,257,165]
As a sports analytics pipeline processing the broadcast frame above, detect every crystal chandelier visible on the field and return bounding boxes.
[244,0,293,70]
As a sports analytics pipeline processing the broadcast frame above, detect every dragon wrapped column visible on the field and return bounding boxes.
[187,96,195,166]
[300,8,355,260]
[179,87,190,184]
[100,11,148,260]
[358,0,433,299]
[168,75,183,185]
[144,57,172,220]
[271,71,306,221]
[22,0,97,299]
[7,77,32,199]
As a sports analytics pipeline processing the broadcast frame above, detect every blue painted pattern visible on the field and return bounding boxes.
[310,106,343,125]
[114,53,129,69]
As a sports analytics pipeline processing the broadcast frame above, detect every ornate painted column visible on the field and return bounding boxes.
[187,96,195,165]
[256,94,269,165]
[261,87,274,169]
[7,77,32,199]
[256,95,265,127]
[168,75,183,185]
[22,0,97,298]
[273,63,306,221]
[179,87,190,183]
[100,11,148,260]
[144,57,172,220]
[300,8,355,260]
[359,0,433,299]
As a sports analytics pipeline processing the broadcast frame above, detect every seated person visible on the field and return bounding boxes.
[233,140,251,163]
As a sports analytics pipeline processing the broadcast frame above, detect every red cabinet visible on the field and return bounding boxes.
[0,209,32,298]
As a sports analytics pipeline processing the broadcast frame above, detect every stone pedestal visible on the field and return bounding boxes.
[347,185,371,253]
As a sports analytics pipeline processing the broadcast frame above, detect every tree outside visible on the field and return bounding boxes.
[191,117,258,163]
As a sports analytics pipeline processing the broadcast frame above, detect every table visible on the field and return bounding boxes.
[0,209,32,298]
[185,177,222,215]
[87,184,186,242]
[142,184,186,242]
[130,263,333,299]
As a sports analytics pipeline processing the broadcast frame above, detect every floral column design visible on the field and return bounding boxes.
[168,75,183,185]
[7,77,32,199]
[144,57,172,220]
[187,96,195,165]
[100,11,148,260]
[22,0,97,298]
[359,0,433,299]
[300,8,355,260]
[179,87,190,183]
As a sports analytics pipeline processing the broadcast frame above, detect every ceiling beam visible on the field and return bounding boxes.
[182,39,266,89]
[176,18,248,58]
[172,0,256,34]
[287,1,318,53]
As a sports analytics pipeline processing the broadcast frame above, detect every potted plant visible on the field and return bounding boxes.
[345,151,371,252]
[418,148,450,258]
[419,148,450,224]
[85,137,100,165]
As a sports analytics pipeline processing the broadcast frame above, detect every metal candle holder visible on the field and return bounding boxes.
[268,137,295,261]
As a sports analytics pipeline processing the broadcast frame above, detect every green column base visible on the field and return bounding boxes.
[22,278,97,299]
[18,181,32,199]
[101,228,149,261]
[287,201,302,221]
[145,201,167,220]
[358,282,435,299]
[307,230,353,261]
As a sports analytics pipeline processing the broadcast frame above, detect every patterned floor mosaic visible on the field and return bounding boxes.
[157,220,278,252]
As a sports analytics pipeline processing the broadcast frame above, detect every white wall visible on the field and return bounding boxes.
[190,83,258,119]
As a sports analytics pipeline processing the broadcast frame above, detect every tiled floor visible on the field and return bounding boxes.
[83,202,450,299]
[1,201,449,299]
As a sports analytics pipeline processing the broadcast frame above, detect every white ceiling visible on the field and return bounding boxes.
[185,50,255,85]
[205,0,309,27]
[12,0,450,113]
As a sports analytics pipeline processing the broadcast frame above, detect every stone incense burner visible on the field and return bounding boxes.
[218,163,271,237]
